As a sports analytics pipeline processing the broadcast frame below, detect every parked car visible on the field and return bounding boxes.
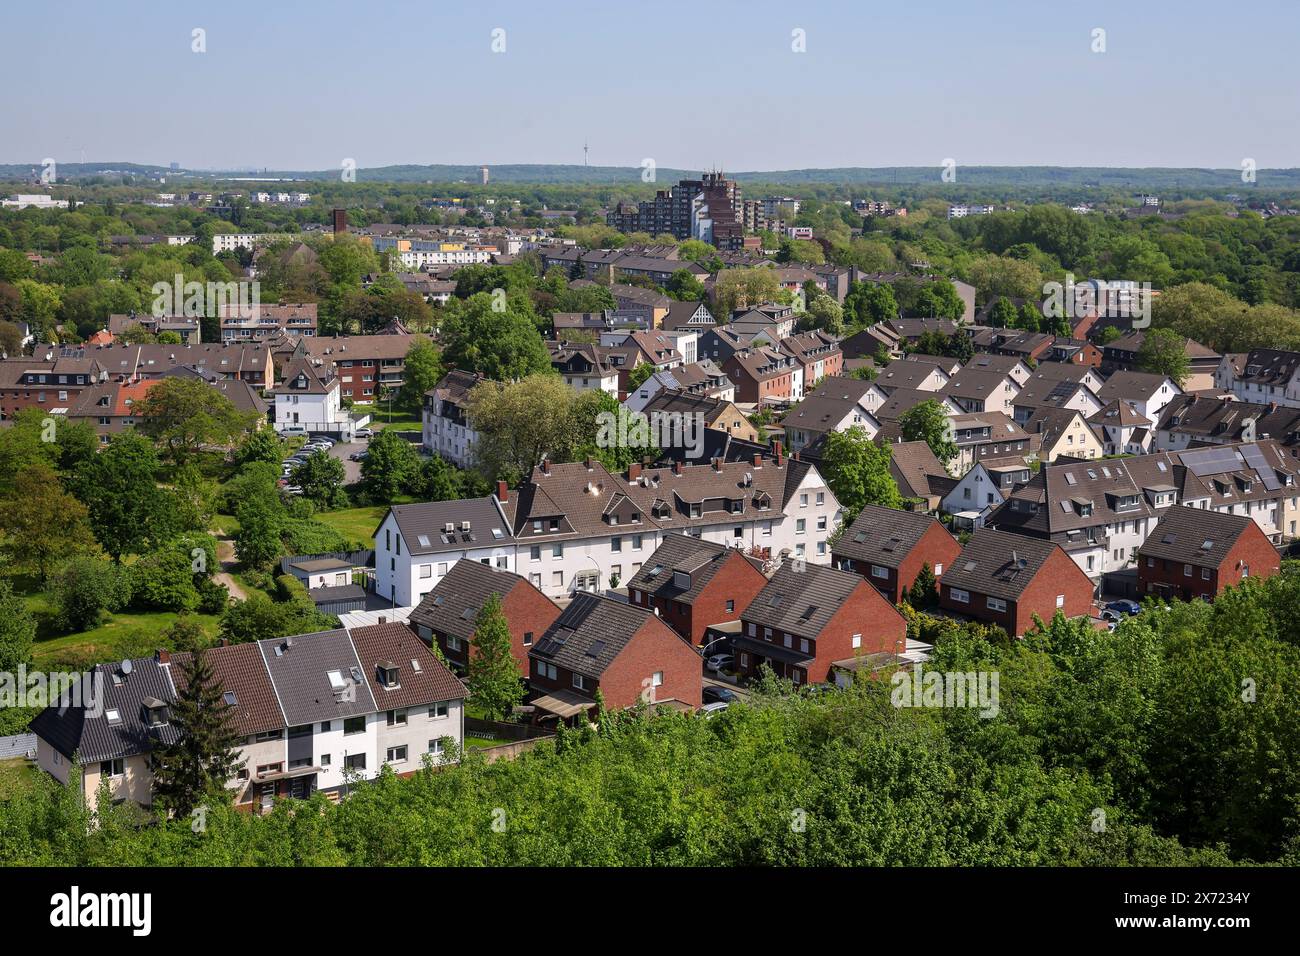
[280,424,309,436]
[1100,609,1122,624]
[1105,599,1141,616]
[349,451,368,462]
[353,428,374,439]
[698,701,729,717]
[705,653,733,674]
[702,686,738,705]
[309,435,336,446]
[282,485,303,495]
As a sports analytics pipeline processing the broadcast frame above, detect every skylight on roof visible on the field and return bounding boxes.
[417,535,431,547]
[1064,472,1077,485]
[327,670,346,690]
[223,691,237,706]
[105,709,121,724]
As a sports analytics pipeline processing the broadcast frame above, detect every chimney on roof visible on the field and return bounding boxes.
[628,462,642,482]
[712,456,722,472]
[541,458,550,475]
[673,460,683,476]
[217,638,228,647]
[496,479,509,503]
[584,456,594,470]
[752,453,762,467]
[774,441,784,466]
[155,649,170,664]
[378,615,387,624]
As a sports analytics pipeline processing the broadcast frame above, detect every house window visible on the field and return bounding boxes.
[1183,564,1192,577]
[611,536,622,552]
[100,759,125,778]
[343,716,366,735]
[572,674,587,691]
[386,710,407,727]
[344,753,367,771]
[950,588,970,604]
[651,671,663,687]
[986,596,1007,612]
[726,600,734,613]
[800,494,808,508]
[851,633,862,649]
[429,702,449,718]
[871,565,889,579]
[419,564,432,579]
[385,746,408,764]
[553,543,564,558]
[1146,556,1154,568]
[428,739,444,756]
[1201,568,1211,580]
[1056,594,1065,608]
[796,519,806,535]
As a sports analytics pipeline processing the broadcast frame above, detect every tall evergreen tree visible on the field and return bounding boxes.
[908,563,939,610]
[467,593,524,721]
[151,647,245,817]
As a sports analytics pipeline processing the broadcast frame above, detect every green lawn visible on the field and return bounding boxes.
[364,405,422,431]
[32,610,222,670]
[0,758,44,799]
[315,505,391,548]
[465,734,514,749]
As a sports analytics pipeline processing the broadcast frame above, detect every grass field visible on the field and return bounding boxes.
[31,610,222,670]
[0,758,44,799]
[465,734,514,749]
[315,505,390,547]
[365,405,422,431]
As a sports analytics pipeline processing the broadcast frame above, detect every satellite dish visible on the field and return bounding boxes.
[120,659,133,675]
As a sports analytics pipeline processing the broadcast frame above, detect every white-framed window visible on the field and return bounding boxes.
[651,671,663,687]
[950,588,970,604]
[386,745,408,764]
[1055,594,1065,608]
[986,596,1007,612]
[386,710,407,727]
[572,673,587,691]
[428,739,444,756]
[851,633,862,649]
[871,565,889,579]
[419,564,432,579]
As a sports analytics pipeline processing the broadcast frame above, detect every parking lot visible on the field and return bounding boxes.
[282,434,370,488]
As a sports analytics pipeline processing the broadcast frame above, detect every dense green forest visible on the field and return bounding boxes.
[3,571,1298,866]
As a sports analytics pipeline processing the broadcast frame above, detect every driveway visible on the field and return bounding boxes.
[328,438,367,485]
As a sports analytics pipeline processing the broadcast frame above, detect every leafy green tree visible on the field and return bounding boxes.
[361,430,420,503]
[291,450,348,511]
[665,269,706,301]
[627,362,656,390]
[71,432,177,560]
[0,580,35,678]
[48,555,131,632]
[467,593,525,720]
[466,374,579,480]
[150,646,246,817]
[0,464,98,580]
[412,454,461,502]
[820,426,901,518]
[844,281,897,327]
[1136,328,1191,388]
[137,376,257,463]
[131,545,201,612]
[899,399,958,466]
[907,563,938,610]
[987,296,1018,328]
[236,428,285,467]
[234,494,286,570]
[398,335,443,409]
[440,292,551,379]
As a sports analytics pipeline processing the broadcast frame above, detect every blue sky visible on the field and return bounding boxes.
[3,0,1296,170]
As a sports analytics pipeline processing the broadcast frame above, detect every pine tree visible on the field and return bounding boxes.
[467,593,524,721]
[909,563,938,610]
[151,647,245,817]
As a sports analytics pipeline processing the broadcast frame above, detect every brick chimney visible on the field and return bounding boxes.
[712,457,722,471]
[541,458,550,475]
[585,456,594,470]
[155,649,170,664]
[496,480,509,503]
[673,460,683,476]
[774,441,784,466]
[217,638,228,647]
[628,462,642,481]
[752,453,762,467]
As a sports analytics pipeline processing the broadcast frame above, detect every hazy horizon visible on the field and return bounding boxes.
[3,0,1298,170]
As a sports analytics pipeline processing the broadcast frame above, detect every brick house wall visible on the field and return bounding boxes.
[600,618,703,710]
[628,551,768,646]
[432,581,561,675]
[834,523,962,604]
[939,547,1095,636]
[1138,524,1280,601]
[737,581,906,685]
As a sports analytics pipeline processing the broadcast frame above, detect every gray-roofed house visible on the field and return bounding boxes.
[734,562,906,685]
[1137,505,1281,601]
[527,591,702,723]
[831,505,962,604]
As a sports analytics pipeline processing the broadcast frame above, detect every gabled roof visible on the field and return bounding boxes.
[833,505,952,569]
[171,643,284,738]
[1139,505,1257,568]
[783,376,881,436]
[1088,399,1150,427]
[1097,370,1175,402]
[408,561,541,642]
[383,497,514,555]
[942,530,1063,600]
[348,621,467,710]
[626,534,761,603]
[741,563,865,640]
[887,440,952,499]
[268,357,335,395]
[30,657,180,763]
[257,629,376,727]
[531,592,668,678]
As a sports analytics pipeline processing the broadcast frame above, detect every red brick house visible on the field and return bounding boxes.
[408,561,561,675]
[831,505,963,604]
[734,563,907,686]
[723,345,802,403]
[626,534,769,646]
[938,529,1095,636]
[527,592,702,724]
[1137,505,1280,602]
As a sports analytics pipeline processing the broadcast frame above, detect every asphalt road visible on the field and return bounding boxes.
[327,438,367,484]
